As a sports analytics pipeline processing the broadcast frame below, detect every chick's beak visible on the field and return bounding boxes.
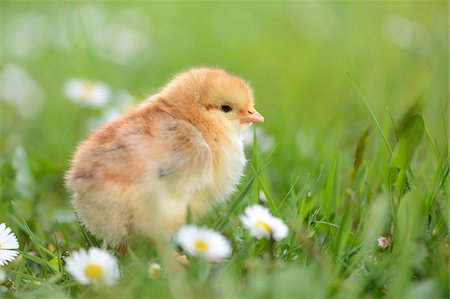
[240,109,264,124]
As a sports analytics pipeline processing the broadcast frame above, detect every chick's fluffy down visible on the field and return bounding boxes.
[66,67,257,248]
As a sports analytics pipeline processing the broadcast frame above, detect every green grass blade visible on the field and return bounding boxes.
[10,201,55,259]
[424,117,442,163]
[347,73,393,154]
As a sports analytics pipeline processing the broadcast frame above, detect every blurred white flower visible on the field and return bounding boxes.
[174,225,232,262]
[0,270,6,283]
[72,6,150,65]
[384,16,414,48]
[243,127,275,152]
[100,108,122,123]
[12,145,37,199]
[288,2,336,43]
[65,247,119,286]
[0,64,44,118]
[377,236,391,249]
[97,23,149,65]
[102,90,137,121]
[147,262,162,279]
[5,12,50,59]
[85,90,137,130]
[0,223,20,267]
[63,79,110,107]
[383,15,429,53]
[240,205,288,240]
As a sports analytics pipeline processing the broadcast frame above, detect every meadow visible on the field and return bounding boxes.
[0,1,448,298]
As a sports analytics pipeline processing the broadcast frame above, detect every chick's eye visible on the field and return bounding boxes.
[220,105,232,113]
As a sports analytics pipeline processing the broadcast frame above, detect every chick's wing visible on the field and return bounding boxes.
[66,111,213,198]
[147,116,214,194]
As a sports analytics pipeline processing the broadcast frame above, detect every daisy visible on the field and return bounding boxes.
[377,236,391,249]
[147,262,161,279]
[63,78,110,107]
[0,223,20,266]
[240,205,288,241]
[65,247,119,286]
[174,225,232,262]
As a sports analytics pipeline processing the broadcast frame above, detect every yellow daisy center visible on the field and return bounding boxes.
[85,264,104,280]
[255,220,272,233]
[148,264,161,279]
[81,83,94,101]
[194,240,209,252]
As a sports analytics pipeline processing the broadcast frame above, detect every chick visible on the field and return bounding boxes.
[65,67,264,251]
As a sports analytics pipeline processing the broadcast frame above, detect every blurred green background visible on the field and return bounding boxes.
[2,0,448,218]
[1,0,448,233]
[1,1,448,298]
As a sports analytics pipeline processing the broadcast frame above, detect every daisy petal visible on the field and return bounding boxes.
[0,223,20,266]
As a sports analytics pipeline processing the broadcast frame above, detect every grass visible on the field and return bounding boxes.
[1,1,449,298]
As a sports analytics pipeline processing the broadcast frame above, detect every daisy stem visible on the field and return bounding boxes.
[267,236,275,272]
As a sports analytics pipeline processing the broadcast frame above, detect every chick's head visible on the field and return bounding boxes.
[160,67,264,136]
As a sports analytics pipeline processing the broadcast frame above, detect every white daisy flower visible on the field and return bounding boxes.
[240,205,288,241]
[147,262,161,279]
[0,223,20,267]
[63,79,110,107]
[0,64,44,118]
[174,225,232,262]
[65,247,119,286]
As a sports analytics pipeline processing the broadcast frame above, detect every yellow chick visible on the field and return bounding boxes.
[65,67,264,251]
